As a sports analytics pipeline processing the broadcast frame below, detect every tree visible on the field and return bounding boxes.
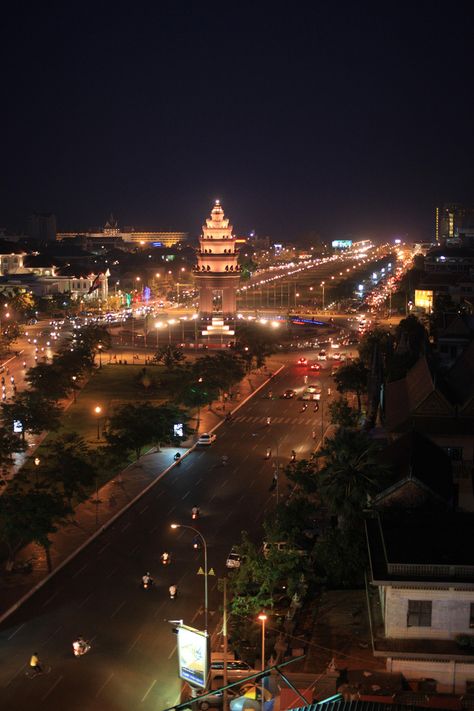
[153,344,186,370]
[0,322,22,352]
[234,323,278,370]
[9,291,37,317]
[328,398,359,428]
[105,403,156,460]
[313,527,368,588]
[148,404,189,451]
[0,426,25,469]
[315,428,388,527]
[37,433,97,505]
[333,359,368,412]
[358,328,393,368]
[395,314,427,356]
[179,380,218,429]
[191,352,245,398]
[25,362,73,401]
[1,392,62,441]
[71,324,111,362]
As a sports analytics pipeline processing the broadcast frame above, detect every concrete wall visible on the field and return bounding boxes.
[388,657,474,694]
[384,586,474,639]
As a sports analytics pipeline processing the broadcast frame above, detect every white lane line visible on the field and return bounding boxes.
[237,493,245,504]
[41,674,63,701]
[111,600,126,618]
[190,608,200,623]
[96,672,114,698]
[150,524,159,533]
[98,542,110,556]
[7,623,25,640]
[248,479,256,488]
[121,522,131,532]
[181,490,190,500]
[222,510,232,522]
[128,631,142,652]
[153,600,166,618]
[167,505,176,515]
[42,591,59,608]
[78,592,94,609]
[209,493,216,502]
[141,679,157,703]
[72,563,88,579]
[43,625,63,646]
[220,478,228,488]
[196,478,203,485]
[106,567,118,579]
[129,543,140,555]
[3,664,27,688]
[139,505,149,514]
[167,643,177,660]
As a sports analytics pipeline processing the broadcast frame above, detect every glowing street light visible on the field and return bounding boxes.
[94,405,102,440]
[258,612,268,704]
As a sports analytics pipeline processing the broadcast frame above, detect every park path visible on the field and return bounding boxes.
[0,357,283,621]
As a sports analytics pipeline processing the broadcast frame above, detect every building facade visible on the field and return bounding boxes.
[57,215,187,248]
[194,201,241,317]
[436,204,474,243]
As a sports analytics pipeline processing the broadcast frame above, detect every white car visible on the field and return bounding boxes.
[226,547,242,569]
[198,432,217,446]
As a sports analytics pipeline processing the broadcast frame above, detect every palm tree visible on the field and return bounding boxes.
[316,429,388,527]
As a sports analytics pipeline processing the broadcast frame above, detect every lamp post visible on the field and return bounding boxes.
[34,456,40,486]
[98,343,103,369]
[258,612,267,707]
[171,523,208,633]
[155,321,164,348]
[321,281,325,310]
[168,319,176,344]
[72,375,77,403]
[94,405,102,440]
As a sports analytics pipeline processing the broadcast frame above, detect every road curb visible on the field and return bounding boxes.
[0,365,284,627]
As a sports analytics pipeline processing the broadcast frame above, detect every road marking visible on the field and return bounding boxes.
[121,522,131,532]
[190,608,200,623]
[248,479,255,488]
[222,510,232,522]
[106,566,118,579]
[209,493,216,502]
[128,631,142,652]
[7,623,25,640]
[42,591,59,608]
[220,478,228,488]
[196,477,203,485]
[167,505,176,515]
[149,524,159,533]
[111,600,126,618]
[41,675,63,701]
[96,672,114,697]
[129,543,140,555]
[237,493,245,503]
[139,504,149,514]
[167,643,177,659]
[141,679,157,702]
[98,542,110,556]
[78,592,94,609]
[72,563,88,579]
[181,490,190,500]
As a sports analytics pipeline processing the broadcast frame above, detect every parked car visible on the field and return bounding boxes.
[226,546,242,569]
[198,432,217,446]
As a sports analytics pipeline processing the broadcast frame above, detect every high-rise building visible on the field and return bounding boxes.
[436,204,474,242]
[194,201,241,317]
[27,212,57,241]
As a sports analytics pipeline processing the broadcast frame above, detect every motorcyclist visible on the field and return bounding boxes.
[161,552,170,565]
[192,506,199,519]
[265,448,271,459]
[169,584,177,598]
[29,652,42,675]
[221,455,229,465]
[192,536,201,550]
[291,450,296,461]
[73,637,87,655]
[142,572,153,587]
[266,416,271,425]
[174,452,181,462]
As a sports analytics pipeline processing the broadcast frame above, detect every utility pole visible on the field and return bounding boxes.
[223,578,228,711]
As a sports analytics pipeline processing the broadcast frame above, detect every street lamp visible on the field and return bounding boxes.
[258,612,268,705]
[155,321,164,348]
[98,343,103,369]
[94,405,102,440]
[321,281,325,310]
[34,457,40,486]
[171,523,208,632]
[72,375,77,403]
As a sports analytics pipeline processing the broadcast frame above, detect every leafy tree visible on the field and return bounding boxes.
[313,527,367,588]
[315,428,388,527]
[179,380,218,428]
[105,403,156,460]
[0,322,22,352]
[0,426,25,469]
[358,328,393,368]
[36,433,97,505]
[0,482,71,570]
[333,359,368,412]
[286,458,319,495]
[234,323,278,370]
[55,344,95,376]
[149,404,189,451]
[395,314,427,355]
[1,392,62,441]
[191,352,245,398]
[328,398,359,427]
[9,291,37,317]
[72,324,111,360]
[25,362,73,401]
[153,344,186,370]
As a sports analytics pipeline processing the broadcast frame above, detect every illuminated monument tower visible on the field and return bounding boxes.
[194,201,240,324]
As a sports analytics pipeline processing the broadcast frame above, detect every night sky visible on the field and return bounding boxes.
[2,1,474,242]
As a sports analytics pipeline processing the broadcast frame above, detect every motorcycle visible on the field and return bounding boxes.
[161,553,171,566]
[73,640,91,657]
[192,508,199,520]
[173,452,181,464]
[265,448,271,459]
[300,403,308,412]
[141,574,154,590]
[291,451,296,462]
[169,585,178,599]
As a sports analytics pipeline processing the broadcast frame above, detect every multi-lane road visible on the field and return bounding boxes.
[0,355,334,711]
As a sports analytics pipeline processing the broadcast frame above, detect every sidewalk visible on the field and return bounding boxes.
[0,357,284,621]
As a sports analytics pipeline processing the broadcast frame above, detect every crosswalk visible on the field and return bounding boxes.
[232,414,318,426]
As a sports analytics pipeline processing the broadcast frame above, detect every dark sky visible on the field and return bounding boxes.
[2,1,474,241]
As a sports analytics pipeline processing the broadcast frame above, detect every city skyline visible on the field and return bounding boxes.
[2,3,474,241]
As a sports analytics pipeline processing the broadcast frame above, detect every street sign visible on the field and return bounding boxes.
[177,624,209,689]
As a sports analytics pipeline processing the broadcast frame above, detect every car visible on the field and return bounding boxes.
[281,389,296,399]
[309,362,321,371]
[297,357,308,366]
[198,432,217,445]
[300,391,319,400]
[318,350,327,361]
[226,547,242,569]
[331,352,341,360]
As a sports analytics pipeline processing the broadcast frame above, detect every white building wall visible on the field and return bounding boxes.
[384,586,474,639]
[388,658,474,694]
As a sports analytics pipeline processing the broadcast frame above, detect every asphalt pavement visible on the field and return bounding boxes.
[0,352,335,711]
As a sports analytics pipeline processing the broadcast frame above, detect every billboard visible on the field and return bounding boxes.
[177,624,209,688]
[414,289,433,312]
[332,239,352,249]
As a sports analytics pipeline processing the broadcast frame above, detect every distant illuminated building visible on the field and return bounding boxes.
[57,214,187,247]
[436,204,474,243]
[194,201,240,318]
